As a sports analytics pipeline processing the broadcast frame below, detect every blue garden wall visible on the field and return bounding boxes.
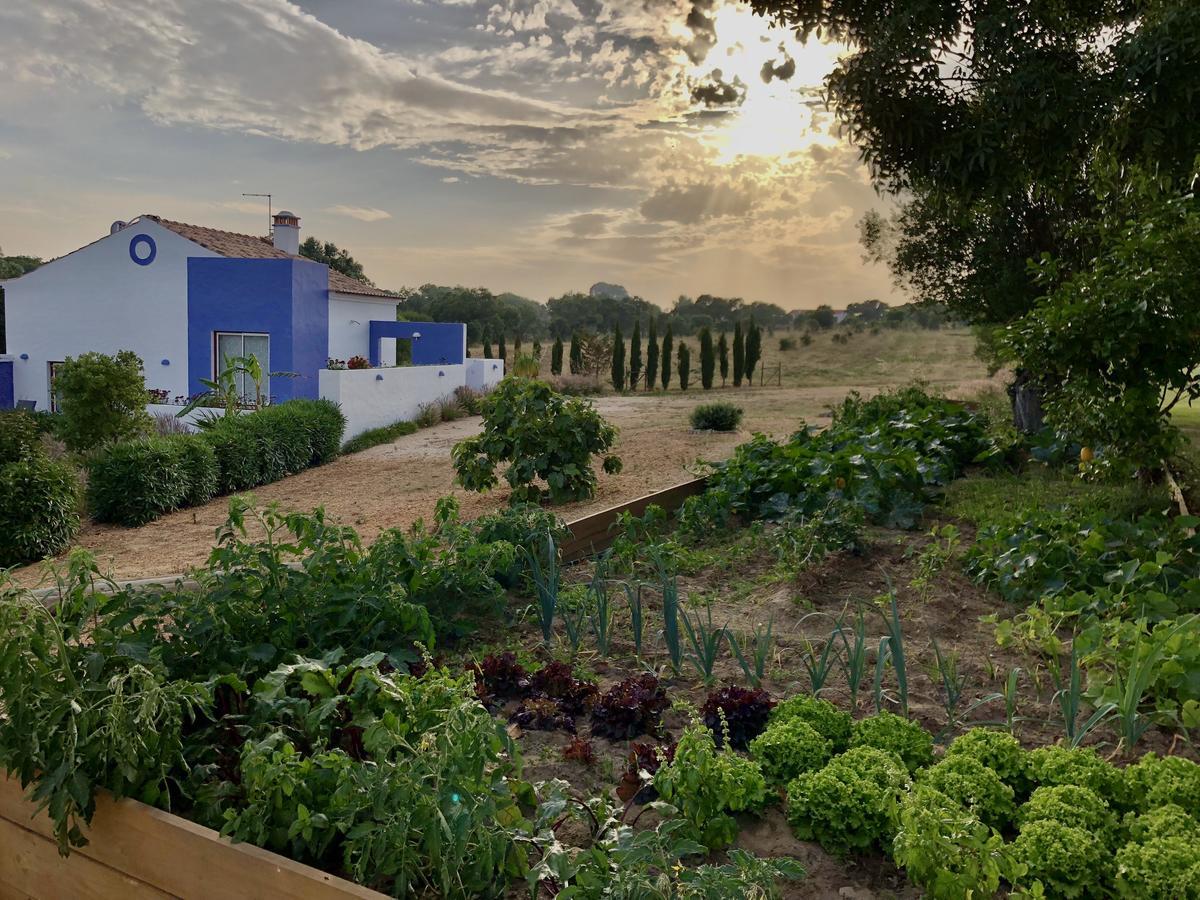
[368,321,465,367]
[187,258,329,401]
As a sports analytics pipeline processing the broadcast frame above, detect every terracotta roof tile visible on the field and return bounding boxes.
[147,215,395,298]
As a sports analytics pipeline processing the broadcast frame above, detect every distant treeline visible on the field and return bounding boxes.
[395,283,955,344]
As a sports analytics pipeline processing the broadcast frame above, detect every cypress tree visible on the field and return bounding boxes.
[551,336,564,375]
[498,334,508,362]
[611,324,626,391]
[483,334,493,359]
[732,322,745,387]
[532,339,542,359]
[677,342,691,391]
[630,320,642,388]
[569,333,583,375]
[646,318,659,390]
[699,327,715,390]
[514,334,522,353]
[717,331,729,386]
[660,325,673,390]
[744,321,761,386]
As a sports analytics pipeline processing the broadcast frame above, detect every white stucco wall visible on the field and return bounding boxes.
[465,357,505,391]
[320,364,468,439]
[327,292,399,363]
[4,219,218,411]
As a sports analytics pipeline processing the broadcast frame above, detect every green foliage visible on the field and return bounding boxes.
[944,728,1030,797]
[86,436,193,525]
[645,319,658,390]
[770,500,864,572]
[1026,746,1124,803]
[786,746,910,856]
[1123,752,1200,817]
[1011,819,1107,899]
[471,503,567,592]
[717,331,729,386]
[749,718,832,785]
[690,402,743,432]
[341,419,418,455]
[677,342,691,391]
[1016,785,1117,842]
[452,377,621,504]
[610,323,626,391]
[1114,835,1200,900]
[653,719,767,850]
[0,410,41,464]
[660,325,673,390]
[0,455,81,566]
[628,319,642,388]
[918,756,1015,830]
[770,695,852,752]
[550,336,564,376]
[732,321,745,387]
[744,321,761,385]
[1123,804,1200,844]
[299,236,374,285]
[55,349,151,452]
[892,785,1019,900]
[848,711,934,774]
[699,327,715,389]
[174,434,218,506]
[400,283,543,346]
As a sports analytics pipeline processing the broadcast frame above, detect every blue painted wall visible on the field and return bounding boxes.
[0,360,13,410]
[368,321,465,367]
[187,258,329,401]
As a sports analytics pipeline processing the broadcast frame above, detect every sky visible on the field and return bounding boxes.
[0,0,900,310]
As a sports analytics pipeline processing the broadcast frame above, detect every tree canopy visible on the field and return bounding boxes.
[298,237,375,286]
[0,253,43,353]
[399,284,547,344]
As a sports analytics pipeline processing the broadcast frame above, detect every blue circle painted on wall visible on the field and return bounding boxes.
[129,234,157,266]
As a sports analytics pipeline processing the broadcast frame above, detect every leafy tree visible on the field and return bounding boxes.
[569,333,583,375]
[452,377,622,504]
[646,318,659,391]
[699,328,715,390]
[0,253,42,353]
[399,284,546,344]
[812,305,836,330]
[744,322,762,387]
[532,338,541,359]
[514,334,523,353]
[611,324,627,391]
[498,334,507,362]
[547,291,660,338]
[550,337,564,376]
[55,350,152,451]
[299,237,375,285]
[630,320,643,389]
[580,331,613,380]
[677,343,691,392]
[660,326,673,391]
[732,322,745,387]
[718,332,729,387]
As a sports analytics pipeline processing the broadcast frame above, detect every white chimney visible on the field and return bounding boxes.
[272,210,300,255]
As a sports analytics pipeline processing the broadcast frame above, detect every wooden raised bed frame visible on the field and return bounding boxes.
[4,478,709,898]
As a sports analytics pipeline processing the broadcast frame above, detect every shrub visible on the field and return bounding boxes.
[590,674,669,740]
[452,377,621,504]
[1016,785,1117,841]
[283,398,345,466]
[151,412,190,436]
[415,402,440,428]
[346,354,370,369]
[470,503,568,591]
[701,686,774,750]
[1123,752,1200,817]
[452,385,485,416]
[201,417,260,493]
[944,728,1030,796]
[918,755,1015,829]
[471,651,531,706]
[1114,836,1200,900]
[749,718,832,785]
[0,410,41,464]
[438,395,464,421]
[0,456,81,565]
[771,695,852,751]
[87,437,191,525]
[1027,745,1124,803]
[55,349,152,452]
[341,419,418,455]
[1011,819,1107,898]
[849,711,934,773]
[893,784,1016,900]
[690,402,744,432]
[786,746,910,855]
[654,719,768,850]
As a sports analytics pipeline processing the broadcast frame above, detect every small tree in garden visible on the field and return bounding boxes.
[452,377,622,504]
[569,333,583,375]
[718,331,729,386]
[55,349,151,452]
[744,321,762,386]
[678,342,691,391]
[483,334,494,359]
[646,318,659,390]
[514,334,522,353]
[532,339,541,359]
[580,331,613,380]
[660,325,673,390]
[732,322,745,387]
[611,324,626,391]
[630,320,643,388]
[550,336,564,376]
[699,328,715,390]
[498,334,508,362]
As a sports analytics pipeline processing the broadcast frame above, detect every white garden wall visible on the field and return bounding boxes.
[320,364,466,439]
[465,357,505,392]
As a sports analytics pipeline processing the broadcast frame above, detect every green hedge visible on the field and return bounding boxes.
[0,410,42,465]
[0,456,81,566]
[341,419,418,455]
[87,436,193,526]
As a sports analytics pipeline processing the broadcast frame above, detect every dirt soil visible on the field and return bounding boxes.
[11,374,1000,586]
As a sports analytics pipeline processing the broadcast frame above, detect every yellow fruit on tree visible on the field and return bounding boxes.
[835,477,847,489]
[1080,447,1094,463]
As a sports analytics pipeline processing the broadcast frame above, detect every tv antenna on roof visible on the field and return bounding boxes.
[242,193,273,235]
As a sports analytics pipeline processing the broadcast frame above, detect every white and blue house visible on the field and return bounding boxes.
[0,211,503,438]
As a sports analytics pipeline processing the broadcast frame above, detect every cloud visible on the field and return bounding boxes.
[640,179,757,223]
[326,204,393,222]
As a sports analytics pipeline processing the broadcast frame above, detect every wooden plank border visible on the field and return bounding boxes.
[559,476,708,563]
[0,776,387,900]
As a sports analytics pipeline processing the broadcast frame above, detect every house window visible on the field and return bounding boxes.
[48,361,65,412]
[214,332,270,403]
